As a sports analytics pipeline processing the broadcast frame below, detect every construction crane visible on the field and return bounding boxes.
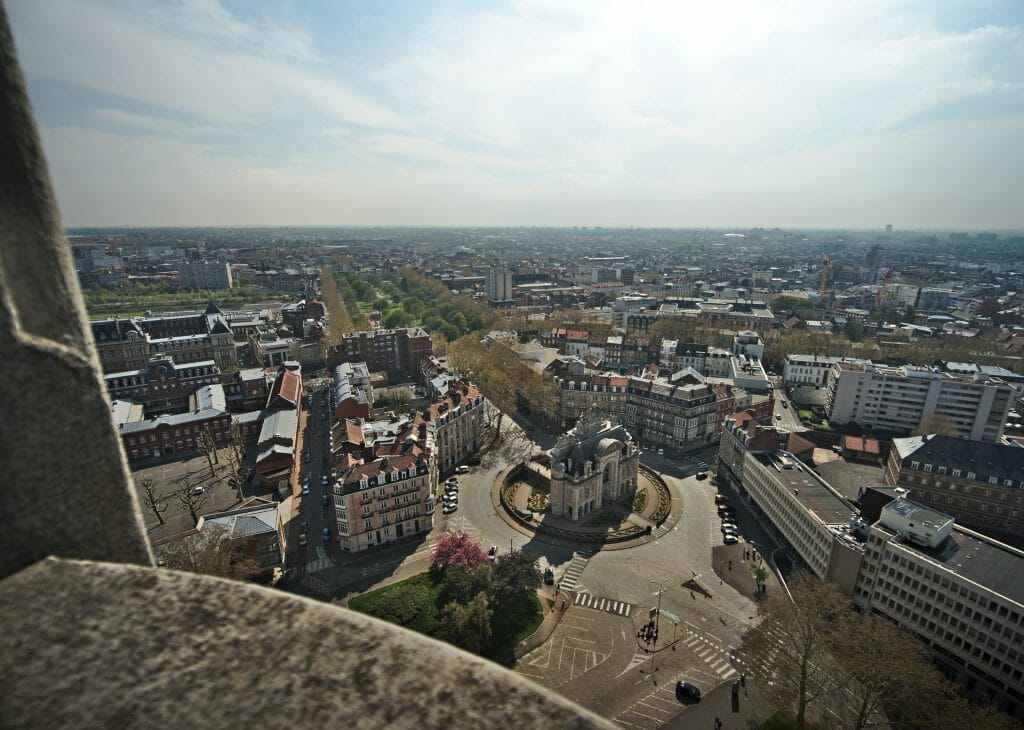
[819,255,830,300]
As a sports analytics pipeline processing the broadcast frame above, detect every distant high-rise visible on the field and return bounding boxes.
[862,243,883,284]
[486,267,513,302]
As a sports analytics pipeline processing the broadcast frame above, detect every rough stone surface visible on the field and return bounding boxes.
[0,558,614,729]
[0,5,153,579]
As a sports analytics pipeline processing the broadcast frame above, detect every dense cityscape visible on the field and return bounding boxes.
[66,225,1024,728]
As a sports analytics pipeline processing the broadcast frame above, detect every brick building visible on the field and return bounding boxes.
[329,327,432,378]
[104,355,221,416]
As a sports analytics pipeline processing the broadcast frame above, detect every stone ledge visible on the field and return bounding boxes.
[1,557,614,730]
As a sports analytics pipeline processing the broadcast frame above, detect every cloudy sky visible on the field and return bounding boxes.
[7,0,1024,228]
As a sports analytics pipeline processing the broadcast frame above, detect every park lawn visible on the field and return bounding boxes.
[348,571,545,665]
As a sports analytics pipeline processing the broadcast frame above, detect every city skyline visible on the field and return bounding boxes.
[7,0,1024,229]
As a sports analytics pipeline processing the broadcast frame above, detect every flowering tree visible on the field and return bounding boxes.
[430,532,487,572]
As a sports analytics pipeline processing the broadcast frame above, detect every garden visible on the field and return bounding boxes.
[347,532,546,664]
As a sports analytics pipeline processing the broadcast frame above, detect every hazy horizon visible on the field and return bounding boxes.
[8,1,1024,229]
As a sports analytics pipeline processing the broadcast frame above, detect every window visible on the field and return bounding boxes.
[989,476,999,485]
[967,472,975,480]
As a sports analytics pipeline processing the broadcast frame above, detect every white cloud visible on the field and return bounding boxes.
[9,0,1024,226]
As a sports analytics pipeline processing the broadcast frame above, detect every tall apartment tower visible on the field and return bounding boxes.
[486,267,513,302]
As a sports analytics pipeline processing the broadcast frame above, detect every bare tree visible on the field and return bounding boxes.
[157,527,260,581]
[176,477,207,526]
[912,413,961,437]
[747,577,848,730]
[138,476,168,526]
[197,426,218,477]
[827,610,942,730]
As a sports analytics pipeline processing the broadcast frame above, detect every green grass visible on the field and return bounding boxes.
[348,570,545,665]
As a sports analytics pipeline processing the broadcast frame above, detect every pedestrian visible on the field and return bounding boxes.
[728,559,732,570]
[714,719,722,730]
[740,673,746,687]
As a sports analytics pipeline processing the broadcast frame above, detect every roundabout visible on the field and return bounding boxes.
[491,459,682,550]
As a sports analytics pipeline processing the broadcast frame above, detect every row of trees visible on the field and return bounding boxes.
[752,579,1017,730]
[85,282,280,308]
[446,335,561,435]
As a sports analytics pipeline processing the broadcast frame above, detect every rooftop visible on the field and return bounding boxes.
[755,451,857,525]
[892,435,1024,487]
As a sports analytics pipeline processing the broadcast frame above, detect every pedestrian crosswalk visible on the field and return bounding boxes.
[558,550,592,594]
[573,592,634,617]
[682,632,738,680]
[306,545,335,574]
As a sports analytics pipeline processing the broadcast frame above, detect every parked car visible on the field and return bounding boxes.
[721,521,738,533]
[695,471,708,480]
[657,448,664,456]
[455,465,470,474]
[675,681,701,700]
[300,521,309,534]
[723,534,739,545]
[321,527,331,542]
[447,477,458,485]
[487,546,498,561]
[191,486,205,497]
[781,400,788,408]
[321,475,329,485]
[776,414,783,421]
[298,533,308,547]
[442,503,458,514]
[714,494,730,504]
[544,567,555,585]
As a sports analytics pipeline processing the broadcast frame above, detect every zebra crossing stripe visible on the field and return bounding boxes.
[575,592,586,605]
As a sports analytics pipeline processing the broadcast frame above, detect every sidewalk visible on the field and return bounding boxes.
[514,584,568,659]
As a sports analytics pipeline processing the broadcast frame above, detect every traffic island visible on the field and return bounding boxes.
[491,462,681,551]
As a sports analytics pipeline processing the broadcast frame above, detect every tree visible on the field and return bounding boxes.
[753,565,768,594]
[197,426,218,477]
[747,578,848,730]
[430,531,487,572]
[157,526,259,581]
[827,610,941,730]
[489,548,542,615]
[435,592,493,654]
[138,476,168,526]
[912,413,961,437]
[176,477,207,526]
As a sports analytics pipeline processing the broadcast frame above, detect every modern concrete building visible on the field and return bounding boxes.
[885,435,1024,540]
[854,499,1024,717]
[486,267,514,302]
[177,261,233,291]
[718,416,863,593]
[826,361,1014,441]
[548,416,639,522]
[783,354,863,388]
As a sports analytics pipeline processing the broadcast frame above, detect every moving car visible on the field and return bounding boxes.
[776,414,783,421]
[321,527,331,542]
[321,475,329,485]
[298,533,308,547]
[191,486,205,497]
[675,681,701,700]
[322,493,330,507]
[301,482,310,496]
[487,545,497,561]
[544,567,555,585]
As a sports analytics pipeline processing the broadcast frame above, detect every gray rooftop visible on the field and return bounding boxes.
[755,451,857,525]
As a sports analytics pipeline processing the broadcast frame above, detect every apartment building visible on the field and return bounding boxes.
[783,354,862,388]
[885,435,1024,539]
[417,380,485,475]
[625,371,735,454]
[332,327,432,377]
[104,355,221,416]
[332,454,433,552]
[854,499,1024,717]
[119,400,232,462]
[659,341,731,377]
[332,361,373,420]
[826,361,1014,441]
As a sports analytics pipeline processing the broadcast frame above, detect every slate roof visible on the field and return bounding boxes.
[892,435,1024,488]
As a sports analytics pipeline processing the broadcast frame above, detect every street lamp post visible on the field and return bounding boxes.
[648,581,665,675]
